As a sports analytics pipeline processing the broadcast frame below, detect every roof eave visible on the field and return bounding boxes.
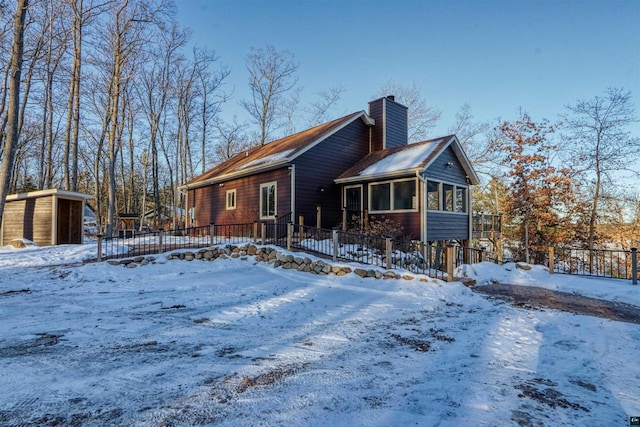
[180,160,291,191]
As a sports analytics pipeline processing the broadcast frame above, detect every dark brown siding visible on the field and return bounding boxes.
[190,167,291,226]
[2,197,53,246]
[294,118,370,227]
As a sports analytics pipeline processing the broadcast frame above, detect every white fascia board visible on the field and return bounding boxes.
[335,168,421,185]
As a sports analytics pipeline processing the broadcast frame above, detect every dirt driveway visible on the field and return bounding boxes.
[473,283,640,325]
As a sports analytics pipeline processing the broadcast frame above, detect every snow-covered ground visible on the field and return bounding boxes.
[1,243,639,426]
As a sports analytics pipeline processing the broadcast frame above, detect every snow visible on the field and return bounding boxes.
[237,148,295,170]
[1,243,639,426]
[358,139,443,176]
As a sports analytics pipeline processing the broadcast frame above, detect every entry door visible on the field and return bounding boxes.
[345,186,362,229]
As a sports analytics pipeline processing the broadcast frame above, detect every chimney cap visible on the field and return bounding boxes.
[387,95,395,101]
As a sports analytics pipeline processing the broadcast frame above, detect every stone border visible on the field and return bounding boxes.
[108,244,439,283]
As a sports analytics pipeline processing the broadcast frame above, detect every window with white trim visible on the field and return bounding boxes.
[226,189,236,210]
[260,182,277,219]
[426,180,467,213]
[368,179,417,213]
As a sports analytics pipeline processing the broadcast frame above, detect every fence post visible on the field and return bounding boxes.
[298,215,304,242]
[316,206,321,228]
[632,247,637,285]
[385,237,392,269]
[158,229,164,255]
[209,223,215,246]
[446,243,455,282]
[261,222,266,245]
[480,247,486,263]
[97,235,103,262]
[253,221,258,244]
[332,228,338,262]
[287,222,293,251]
[342,209,347,231]
[548,246,554,275]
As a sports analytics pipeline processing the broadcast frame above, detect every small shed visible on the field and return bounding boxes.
[1,189,93,246]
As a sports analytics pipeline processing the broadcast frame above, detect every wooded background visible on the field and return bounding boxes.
[0,0,638,252]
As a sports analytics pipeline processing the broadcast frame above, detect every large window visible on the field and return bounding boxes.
[427,181,439,210]
[370,183,391,211]
[260,182,277,219]
[427,180,467,213]
[455,187,467,213]
[443,184,454,212]
[226,189,236,210]
[369,179,416,213]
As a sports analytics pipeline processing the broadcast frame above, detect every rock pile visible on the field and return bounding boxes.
[108,244,437,283]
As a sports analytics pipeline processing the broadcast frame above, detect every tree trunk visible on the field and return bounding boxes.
[0,0,29,225]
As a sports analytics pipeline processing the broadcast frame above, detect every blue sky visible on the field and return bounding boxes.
[175,0,640,137]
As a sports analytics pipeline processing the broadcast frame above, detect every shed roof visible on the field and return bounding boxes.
[5,189,93,202]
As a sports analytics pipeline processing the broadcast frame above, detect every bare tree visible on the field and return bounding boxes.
[306,85,345,127]
[192,46,229,174]
[448,103,501,176]
[213,116,250,162]
[376,80,441,142]
[62,0,113,192]
[561,87,640,248]
[0,0,28,226]
[240,45,298,146]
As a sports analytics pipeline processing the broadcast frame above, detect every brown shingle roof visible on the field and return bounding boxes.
[184,111,366,188]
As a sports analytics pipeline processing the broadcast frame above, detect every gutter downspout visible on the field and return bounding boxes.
[417,171,428,242]
[290,164,295,219]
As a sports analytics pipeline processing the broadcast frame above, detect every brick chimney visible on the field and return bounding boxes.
[368,95,408,152]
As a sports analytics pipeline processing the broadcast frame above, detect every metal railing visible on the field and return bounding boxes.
[97,223,254,261]
[551,247,638,283]
[96,220,638,285]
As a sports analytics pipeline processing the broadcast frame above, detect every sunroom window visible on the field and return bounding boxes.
[370,183,391,211]
[369,179,417,212]
[427,180,467,213]
[427,181,439,210]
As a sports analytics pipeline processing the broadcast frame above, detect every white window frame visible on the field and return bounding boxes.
[226,189,237,210]
[368,178,418,214]
[259,182,277,219]
[426,179,468,215]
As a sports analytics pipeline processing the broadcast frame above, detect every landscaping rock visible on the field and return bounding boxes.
[516,262,532,271]
[354,268,367,278]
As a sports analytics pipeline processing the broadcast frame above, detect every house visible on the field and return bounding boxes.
[182,96,480,244]
[0,189,93,246]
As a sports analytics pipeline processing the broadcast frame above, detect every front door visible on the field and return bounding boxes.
[344,185,362,230]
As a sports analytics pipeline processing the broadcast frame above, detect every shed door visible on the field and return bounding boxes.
[57,199,83,244]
